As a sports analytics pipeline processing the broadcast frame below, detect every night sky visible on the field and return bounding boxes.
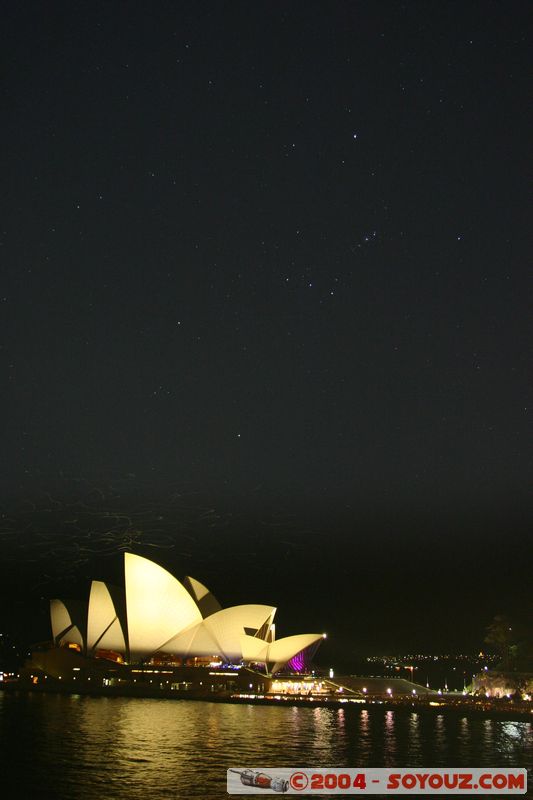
[1,2,531,662]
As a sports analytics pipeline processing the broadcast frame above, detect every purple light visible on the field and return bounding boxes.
[287,650,305,673]
[278,640,323,675]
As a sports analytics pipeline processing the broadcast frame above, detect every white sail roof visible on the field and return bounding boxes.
[159,621,220,657]
[87,581,126,654]
[240,634,269,662]
[125,553,202,658]
[160,605,276,661]
[50,599,73,642]
[183,575,222,617]
[186,576,210,602]
[50,599,85,649]
[60,625,84,649]
[204,605,275,660]
[267,633,324,673]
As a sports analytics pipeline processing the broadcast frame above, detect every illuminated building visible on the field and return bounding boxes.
[48,553,324,674]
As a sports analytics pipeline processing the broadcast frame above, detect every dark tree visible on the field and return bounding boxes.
[484,615,516,671]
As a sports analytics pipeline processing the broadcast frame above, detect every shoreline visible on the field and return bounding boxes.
[2,681,531,721]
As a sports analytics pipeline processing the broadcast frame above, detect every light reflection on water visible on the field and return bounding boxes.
[0,693,531,799]
[407,712,421,762]
[383,710,396,765]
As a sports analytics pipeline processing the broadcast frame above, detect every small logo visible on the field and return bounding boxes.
[229,769,289,793]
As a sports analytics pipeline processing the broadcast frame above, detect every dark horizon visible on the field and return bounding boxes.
[1,2,530,663]
[0,474,531,664]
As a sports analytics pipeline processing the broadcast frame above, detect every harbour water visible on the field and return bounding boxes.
[1,692,531,799]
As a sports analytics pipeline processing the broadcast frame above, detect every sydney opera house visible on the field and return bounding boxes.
[24,554,326,696]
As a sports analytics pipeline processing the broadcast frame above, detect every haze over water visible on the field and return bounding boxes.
[1,693,531,799]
